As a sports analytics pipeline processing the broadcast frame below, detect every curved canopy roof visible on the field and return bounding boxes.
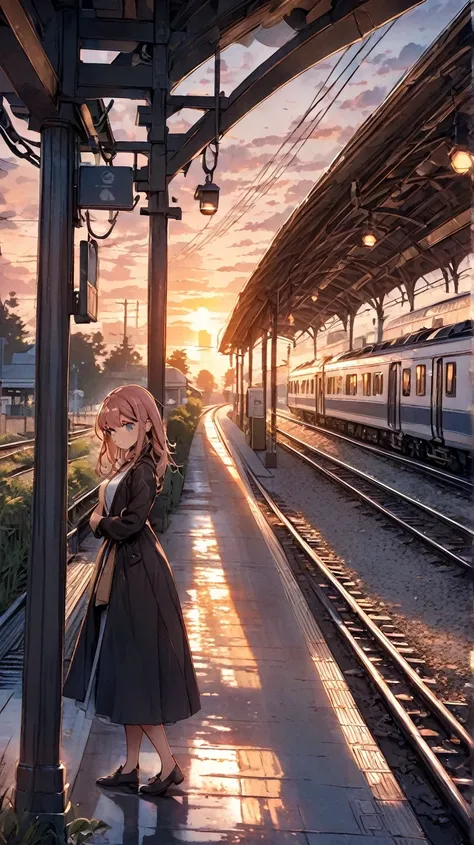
[220,4,472,354]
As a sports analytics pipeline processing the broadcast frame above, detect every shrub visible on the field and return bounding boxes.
[0,791,110,844]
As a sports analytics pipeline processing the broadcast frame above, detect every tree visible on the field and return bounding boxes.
[166,349,189,376]
[69,332,102,402]
[90,330,107,361]
[0,293,29,363]
[222,368,234,389]
[102,340,143,374]
[196,369,217,400]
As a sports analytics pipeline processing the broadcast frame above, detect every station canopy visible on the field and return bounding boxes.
[219,4,471,355]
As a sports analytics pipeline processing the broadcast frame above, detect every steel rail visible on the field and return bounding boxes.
[277,427,472,570]
[277,410,472,494]
[0,426,92,455]
[210,408,473,836]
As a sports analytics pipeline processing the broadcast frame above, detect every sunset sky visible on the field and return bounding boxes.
[0,0,468,381]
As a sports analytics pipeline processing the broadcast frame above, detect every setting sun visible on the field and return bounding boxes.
[190,307,212,333]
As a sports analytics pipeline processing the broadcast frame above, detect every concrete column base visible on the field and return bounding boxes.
[265,452,278,468]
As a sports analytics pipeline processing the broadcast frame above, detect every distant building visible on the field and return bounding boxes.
[0,342,35,415]
[198,330,212,349]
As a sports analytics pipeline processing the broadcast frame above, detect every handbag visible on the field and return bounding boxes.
[93,480,117,607]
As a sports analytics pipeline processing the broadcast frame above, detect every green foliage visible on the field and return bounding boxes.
[0,294,29,363]
[101,340,143,374]
[69,333,103,404]
[196,369,217,395]
[185,397,202,422]
[222,368,234,389]
[0,449,96,613]
[68,461,97,504]
[0,792,109,845]
[166,349,189,376]
[0,434,28,447]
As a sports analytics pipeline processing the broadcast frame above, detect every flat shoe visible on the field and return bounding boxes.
[139,763,184,796]
[97,765,139,792]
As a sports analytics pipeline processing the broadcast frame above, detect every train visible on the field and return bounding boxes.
[287,319,472,474]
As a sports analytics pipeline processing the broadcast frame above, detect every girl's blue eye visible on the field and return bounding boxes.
[125,423,134,431]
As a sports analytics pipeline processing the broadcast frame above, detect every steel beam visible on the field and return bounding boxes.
[0,0,58,121]
[79,16,153,43]
[167,0,422,179]
[77,62,152,99]
[239,350,244,430]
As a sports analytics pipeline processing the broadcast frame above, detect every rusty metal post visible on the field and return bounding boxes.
[239,350,244,430]
[248,342,253,387]
[265,303,278,468]
[261,331,267,449]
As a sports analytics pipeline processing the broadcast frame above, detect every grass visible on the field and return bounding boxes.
[0,433,28,447]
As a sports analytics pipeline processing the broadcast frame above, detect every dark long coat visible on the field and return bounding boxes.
[63,448,201,726]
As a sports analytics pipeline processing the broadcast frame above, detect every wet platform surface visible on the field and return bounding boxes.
[71,409,426,845]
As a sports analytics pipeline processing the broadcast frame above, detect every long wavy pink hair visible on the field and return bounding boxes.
[95,384,172,481]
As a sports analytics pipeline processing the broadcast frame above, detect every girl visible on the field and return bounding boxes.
[64,384,200,796]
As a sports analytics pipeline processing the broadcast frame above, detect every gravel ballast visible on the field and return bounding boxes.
[266,443,471,700]
[277,415,472,527]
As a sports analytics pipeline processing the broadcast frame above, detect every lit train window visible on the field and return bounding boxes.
[373,373,384,395]
[345,374,357,395]
[445,362,456,397]
[337,376,343,394]
[362,373,372,396]
[402,368,411,397]
[416,366,426,396]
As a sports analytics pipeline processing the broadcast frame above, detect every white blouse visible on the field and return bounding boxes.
[104,465,131,515]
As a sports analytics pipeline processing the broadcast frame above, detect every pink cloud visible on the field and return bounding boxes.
[340,86,387,111]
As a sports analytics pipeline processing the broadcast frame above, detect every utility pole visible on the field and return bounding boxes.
[135,300,139,330]
[116,299,128,345]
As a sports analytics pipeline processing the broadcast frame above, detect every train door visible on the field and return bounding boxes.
[387,362,401,430]
[431,357,443,440]
[316,374,324,416]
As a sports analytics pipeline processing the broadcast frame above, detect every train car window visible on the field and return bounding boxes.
[311,379,314,393]
[415,366,426,396]
[362,373,372,396]
[345,374,357,395]
[373,373,384,395]
[402,368,411,397]
[445,362,456,397]
[336,376,343,394]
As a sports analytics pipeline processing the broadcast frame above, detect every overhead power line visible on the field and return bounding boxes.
[174,23,396,262]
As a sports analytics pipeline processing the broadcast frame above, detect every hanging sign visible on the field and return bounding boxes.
[79,166,134,211]
[74,240,99,324]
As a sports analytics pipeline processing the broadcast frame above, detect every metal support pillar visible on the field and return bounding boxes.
[147,0,169,410]
[234,352,240,422]
[15,117,76,822]
[265,304,278,468]
[261,331,267,450]
[248,343,253,387]
[348,312,355,351]
[239,350,244,430]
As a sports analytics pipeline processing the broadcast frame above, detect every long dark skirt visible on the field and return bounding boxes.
[64,528,201,726]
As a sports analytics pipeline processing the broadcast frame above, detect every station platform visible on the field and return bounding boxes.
[70,407,426,845]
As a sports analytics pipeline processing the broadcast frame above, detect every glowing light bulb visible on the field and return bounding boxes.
[362,232,377,248]
[288,313,295,325]
[449,147,473,175]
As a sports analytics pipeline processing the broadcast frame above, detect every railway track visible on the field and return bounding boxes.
[277,411,473,496]
[276,426,472,571]
[211,408,473,837]
[1,427,95,480]
[0,484,99,687]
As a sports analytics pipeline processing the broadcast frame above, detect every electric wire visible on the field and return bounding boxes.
[175,24,395,261]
